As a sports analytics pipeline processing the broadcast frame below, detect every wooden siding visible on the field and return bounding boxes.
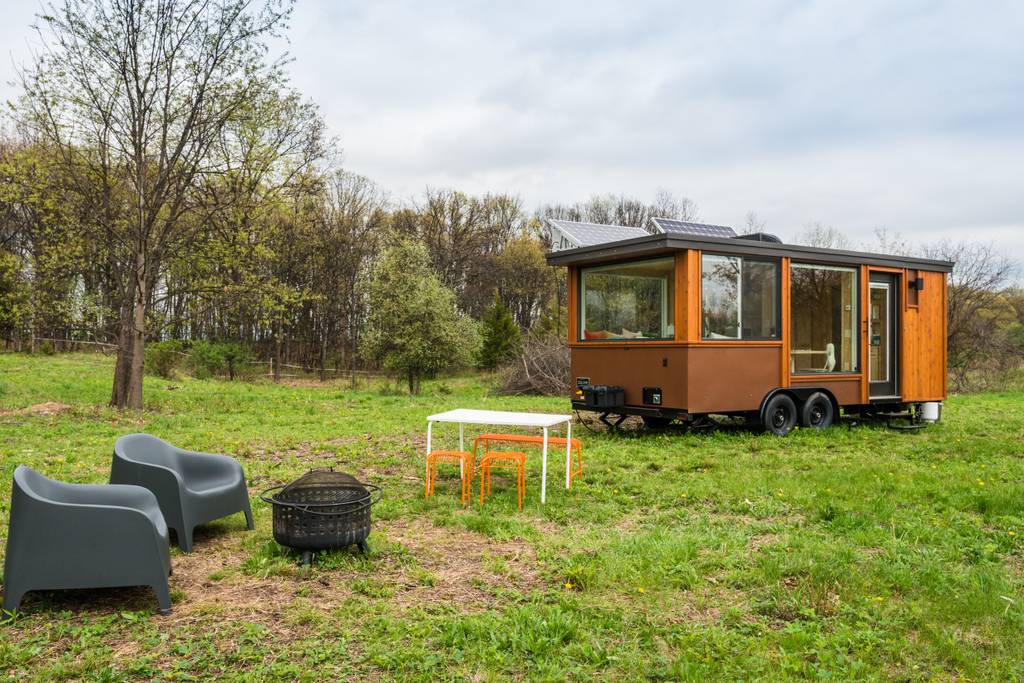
[686,346,781,413]
[900,270,947,401]
[684,250,701,342]
[780,257,791,387]
[567,266,577,345]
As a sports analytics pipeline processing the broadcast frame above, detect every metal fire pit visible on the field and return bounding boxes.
[261,470,381,564]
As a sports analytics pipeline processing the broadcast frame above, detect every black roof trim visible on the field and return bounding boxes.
[545,233,954,272]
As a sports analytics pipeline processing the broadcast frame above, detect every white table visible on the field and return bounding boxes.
[426,409,573,504]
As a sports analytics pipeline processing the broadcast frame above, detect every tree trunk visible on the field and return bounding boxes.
[319,325,327,382]
[111,278,137,408]
[273,320,282,382]
[349,325,357,390]
[112,254,147,410]
[126,279,146,408]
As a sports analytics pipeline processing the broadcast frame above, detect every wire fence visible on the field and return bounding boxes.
[0,337,388,382]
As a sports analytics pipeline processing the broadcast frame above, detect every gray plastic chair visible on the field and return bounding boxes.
[110,434,254,553]
[2,466,172,615]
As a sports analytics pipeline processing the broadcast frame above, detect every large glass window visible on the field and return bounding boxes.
[790,264,858,373]
[701,255,779,340]
[580,257,674,340]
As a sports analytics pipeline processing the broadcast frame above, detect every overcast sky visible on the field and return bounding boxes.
[2,1,1022,254]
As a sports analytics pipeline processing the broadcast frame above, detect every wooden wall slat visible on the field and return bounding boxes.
[900,270,947,401]
[860,265,870,403]
[780,257,791,387]
[685,250,702,342]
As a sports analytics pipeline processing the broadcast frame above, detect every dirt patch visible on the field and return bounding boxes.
[0,401,73,417]
[383,517,546,612]
[8,507,549,631]
[749,533,782,553]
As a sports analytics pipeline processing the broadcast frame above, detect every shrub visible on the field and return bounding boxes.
[219,343,252,380]
[478,295,521,370]
[145,340,185,378]
[361,240,480,394]
[37,340,55,356]
[188,341,226,379]
[187,341,252,380]
[499,333,569,396]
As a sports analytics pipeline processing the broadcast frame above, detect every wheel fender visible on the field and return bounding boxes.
[758,388,798,424]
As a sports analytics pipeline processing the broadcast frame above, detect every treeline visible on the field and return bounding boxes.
[2,1,1019,406]
[0,127,707,385]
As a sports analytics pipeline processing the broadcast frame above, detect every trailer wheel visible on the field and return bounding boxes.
[800,392,834,430]
[641,416,674,429]
[762,393,798,436]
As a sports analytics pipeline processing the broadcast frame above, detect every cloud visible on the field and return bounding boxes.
[2,0,1022,258]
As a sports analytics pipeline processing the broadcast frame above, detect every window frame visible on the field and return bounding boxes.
[700,253,782,341]
[789,261,861,375]
[577,255,676,342]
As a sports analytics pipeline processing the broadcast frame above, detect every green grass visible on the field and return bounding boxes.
[1,352,1023,681]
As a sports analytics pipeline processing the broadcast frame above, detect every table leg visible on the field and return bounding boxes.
[541,426,548,504]
[426,421,432,482]
[565,419,572,489]
[459,424,465,477]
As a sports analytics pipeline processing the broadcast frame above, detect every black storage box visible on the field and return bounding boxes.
[582,385,624,408]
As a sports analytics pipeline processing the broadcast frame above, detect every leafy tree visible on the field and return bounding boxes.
[361,240,478,394]
[492,234,557,328]
[0,250,30,341]
[478,294,521,370]
[531,298,569,340]
[391,189,525,318]
[18,0,302,408]
[144,340,185,379]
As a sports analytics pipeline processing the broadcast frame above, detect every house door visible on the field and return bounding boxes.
[868,272,898,398]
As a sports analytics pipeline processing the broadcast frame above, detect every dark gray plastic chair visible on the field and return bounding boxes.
[2,466,172,615]
[110,434,254,552]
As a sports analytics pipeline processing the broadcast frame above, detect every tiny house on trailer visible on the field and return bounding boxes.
[546,218,953,435]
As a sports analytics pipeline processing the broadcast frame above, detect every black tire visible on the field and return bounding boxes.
[762,393,798,436]
[800,392,835,430]
[641,415,674,429]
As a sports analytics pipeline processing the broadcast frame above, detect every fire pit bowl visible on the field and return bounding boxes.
[261,470,381,564]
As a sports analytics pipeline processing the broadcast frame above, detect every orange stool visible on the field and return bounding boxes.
[478,451,526,509]
[474,433,583,486]
[426,450,474,506]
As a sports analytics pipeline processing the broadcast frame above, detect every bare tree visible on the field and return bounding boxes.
[314,170,388,384]
[793,222,852,250]
[867,227,914,256]
[920,240,1019,390]
[652,190,699,222]
[538,191,700,229]
[19,0,296,408]
[744,211,767,234]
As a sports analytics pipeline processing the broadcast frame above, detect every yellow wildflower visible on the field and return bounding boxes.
[637,587,645,593]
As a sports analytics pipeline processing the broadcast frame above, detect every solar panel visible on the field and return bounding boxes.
[650,217,737,238]
[547,219,649,249]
